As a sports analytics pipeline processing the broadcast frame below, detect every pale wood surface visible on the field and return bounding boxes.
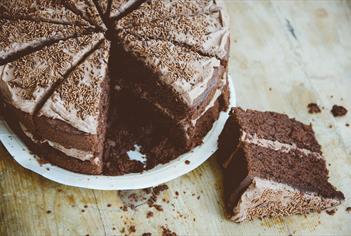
[1,1,351,235]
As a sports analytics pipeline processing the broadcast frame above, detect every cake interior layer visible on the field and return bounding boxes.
[223,142,344,213]
[104,82,230,175]
[232,108,322,154]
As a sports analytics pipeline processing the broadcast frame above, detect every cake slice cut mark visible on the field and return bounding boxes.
[65,0,107,31]
[109,0,146,21]
[92,0,113,28]
[0,19,93,66]
[0,0,92,27]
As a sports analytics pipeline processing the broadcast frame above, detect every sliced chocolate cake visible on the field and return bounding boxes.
[0,0,90,26]
[0,33,103,133]
[0,0,231,175]
[218,108,344,222]
[0,18,88,63]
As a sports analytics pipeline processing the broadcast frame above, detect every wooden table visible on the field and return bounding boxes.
[1,1,350,235]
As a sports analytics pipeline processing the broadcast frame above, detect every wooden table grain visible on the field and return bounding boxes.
[1,1,351,235]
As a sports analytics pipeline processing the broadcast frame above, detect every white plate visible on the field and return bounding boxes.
[0,77,236,190]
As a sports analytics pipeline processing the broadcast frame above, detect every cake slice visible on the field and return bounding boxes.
[0,0,90,26]
[0,33,104,133]
[218,108,344,222]
[114,33,227,148]
[116,5,230,61]
[65,0,107,30]
[0,18,88,63]
[34,39,110,174]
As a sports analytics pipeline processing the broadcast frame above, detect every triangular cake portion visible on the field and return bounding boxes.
[0,18,88,63]
[34,39,110,174]
[66,0,106,30]
[114,32,227,149]
[0,0,90,26]
[0,33,103,132]
[218,108,344,222]
[118,11,229,61]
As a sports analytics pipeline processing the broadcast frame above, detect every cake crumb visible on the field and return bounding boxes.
[142,233,152,236]
[328,124,333,129]
[107,203,112,207]
[46,210,51,214]
[307,103,321,114]
[146,211,154,218]
[120,205,128,211]
[346,207,351,213]
[129,225,136,233]
[84,205,88,208]
[185,160,190,165]
[161,226,177,236]
[331,105,348,117]
[326,209,336,215]
[346,123,349,127]
[152,204,163,211]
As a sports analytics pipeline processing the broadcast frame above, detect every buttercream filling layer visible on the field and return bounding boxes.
[241,132,324,158]
[19,123,94,161]
[223,131,324,168]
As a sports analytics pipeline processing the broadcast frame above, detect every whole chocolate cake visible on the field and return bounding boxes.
[0,0,230,175]
[218,108,344,222]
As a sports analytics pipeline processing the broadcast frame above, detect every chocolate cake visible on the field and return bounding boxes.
[0,0,230,175]
[218,108,344,222]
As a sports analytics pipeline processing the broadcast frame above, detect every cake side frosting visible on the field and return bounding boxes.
[38,39,110,134]
[231,177,341,222]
